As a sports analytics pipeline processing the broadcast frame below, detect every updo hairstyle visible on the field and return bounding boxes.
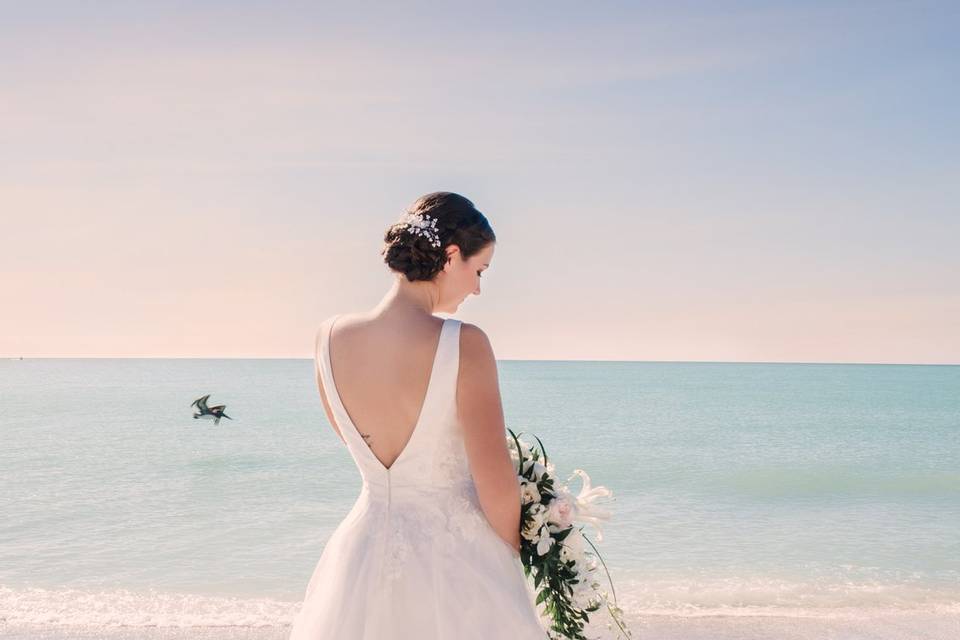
[381,192,495,282]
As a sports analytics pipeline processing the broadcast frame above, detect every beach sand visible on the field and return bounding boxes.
[3,610,959,640]
[632,611,960,640]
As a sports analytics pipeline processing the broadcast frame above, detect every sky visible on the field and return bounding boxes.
[2,1,958,363]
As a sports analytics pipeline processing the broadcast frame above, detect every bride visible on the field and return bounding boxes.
[288,192,548,638]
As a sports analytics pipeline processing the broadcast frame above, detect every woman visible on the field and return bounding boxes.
[289,192,547,639]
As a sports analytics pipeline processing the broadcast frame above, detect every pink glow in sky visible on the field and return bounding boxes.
[3,3,957,363]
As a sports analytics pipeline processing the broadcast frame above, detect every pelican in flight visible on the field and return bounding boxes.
[190,394,232,425]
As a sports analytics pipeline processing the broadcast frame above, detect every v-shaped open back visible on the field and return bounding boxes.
[296,313,550,639]
[317,314,452,473]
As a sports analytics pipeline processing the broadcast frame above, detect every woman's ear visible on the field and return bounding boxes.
[444,244,460,265]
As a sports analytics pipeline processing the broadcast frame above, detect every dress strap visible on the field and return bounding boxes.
[421,318,462,421]
[315,315,462,474]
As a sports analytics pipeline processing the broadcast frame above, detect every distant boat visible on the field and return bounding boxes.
[190,394,233,425]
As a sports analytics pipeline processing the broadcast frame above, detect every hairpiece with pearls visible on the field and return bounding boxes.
[398,212,441,248]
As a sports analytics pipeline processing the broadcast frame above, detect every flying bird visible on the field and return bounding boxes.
[190,394,232,425]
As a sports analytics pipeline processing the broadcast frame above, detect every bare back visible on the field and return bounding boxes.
[314,311,521,551]
[319,312,447,470]
[296,311,545,638]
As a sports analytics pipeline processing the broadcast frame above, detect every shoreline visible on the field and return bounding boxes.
[3,610,959,640]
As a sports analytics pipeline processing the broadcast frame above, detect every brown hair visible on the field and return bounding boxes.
[381,192,495,282]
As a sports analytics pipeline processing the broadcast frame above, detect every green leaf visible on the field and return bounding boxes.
[554,527,573,542]
[533,433,548,465]
[507,428,524,475]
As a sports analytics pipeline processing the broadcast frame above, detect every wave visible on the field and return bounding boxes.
[3,576,959,628]
[614,575,960,619]
[0,586,297,627]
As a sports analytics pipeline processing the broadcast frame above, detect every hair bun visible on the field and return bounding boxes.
[381,192,495,282]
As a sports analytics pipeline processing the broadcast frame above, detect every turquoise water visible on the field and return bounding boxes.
[1,358,958,633]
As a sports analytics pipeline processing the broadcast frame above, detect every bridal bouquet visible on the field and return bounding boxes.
[507,428,631,640]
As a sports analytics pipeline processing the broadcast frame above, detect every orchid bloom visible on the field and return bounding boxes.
[567,469,613,541]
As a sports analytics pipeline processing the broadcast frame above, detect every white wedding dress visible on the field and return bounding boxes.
[289,314,548,639]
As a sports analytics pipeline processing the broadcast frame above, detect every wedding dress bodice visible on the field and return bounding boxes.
[288,314,546,639]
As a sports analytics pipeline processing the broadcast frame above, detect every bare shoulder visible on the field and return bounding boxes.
[329,311,362,331]
[458,321,499,402]
[459,322,495,364]
[325,311,379,340]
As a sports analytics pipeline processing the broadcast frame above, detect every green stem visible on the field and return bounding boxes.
[581,531,617,605]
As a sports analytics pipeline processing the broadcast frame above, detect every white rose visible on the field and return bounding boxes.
[535,525,555,556]
[546,496,574,528]
[520,480,541,506]
[559,527,585,564]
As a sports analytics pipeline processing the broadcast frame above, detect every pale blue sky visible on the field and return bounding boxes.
[2,1,957,362]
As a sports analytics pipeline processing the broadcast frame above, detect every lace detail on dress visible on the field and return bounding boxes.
[432,418,470,485]
[379,419,492,578]
[291,316,548,639]
[442,486,488,546]
[381,487,489,581]
[431,423,493,555]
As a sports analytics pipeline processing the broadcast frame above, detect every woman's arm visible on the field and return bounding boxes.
[457,322,522,554]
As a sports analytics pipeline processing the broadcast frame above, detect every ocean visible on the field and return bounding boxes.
[2,358,958,639]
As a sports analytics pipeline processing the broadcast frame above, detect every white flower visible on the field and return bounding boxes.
[532,460,547,481]
[546,495,574,528]
[508,435,532,456]
[571,585,598,611]
[569,554,601,609]
[522,503,548,540]
[559,527,585,564]
[565,469,613,542]
[521,458,547,481]
[506,434,536,465]
[535,525,555,556]
[520,480,541,505]
[504,432,628,638]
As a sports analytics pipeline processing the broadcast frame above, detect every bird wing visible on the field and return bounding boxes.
[191,394,211,410]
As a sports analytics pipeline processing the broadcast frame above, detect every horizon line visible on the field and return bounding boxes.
[3,356,958,367]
